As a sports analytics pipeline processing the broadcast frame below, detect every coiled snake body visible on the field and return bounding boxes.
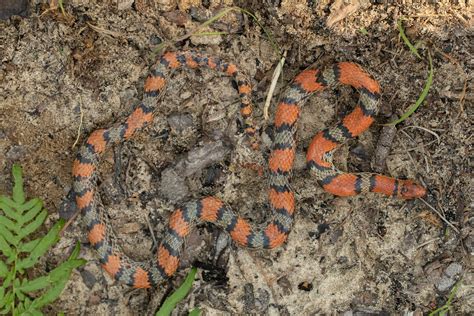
[72,51,426,288]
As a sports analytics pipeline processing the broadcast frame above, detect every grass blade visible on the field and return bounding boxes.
[398,18,421,59]
[155,267,198,316]
[386,52,433,125]
[192,31,229,36]
[152,6,281,57]
[188,308,201,316]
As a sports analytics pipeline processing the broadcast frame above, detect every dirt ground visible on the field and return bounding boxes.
[0,0,472,315]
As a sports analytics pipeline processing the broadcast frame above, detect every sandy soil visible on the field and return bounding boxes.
[0,0,472,314]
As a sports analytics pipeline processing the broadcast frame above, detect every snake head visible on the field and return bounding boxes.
[399,180,427,199]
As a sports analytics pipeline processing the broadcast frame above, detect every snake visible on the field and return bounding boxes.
[72,51,426,288]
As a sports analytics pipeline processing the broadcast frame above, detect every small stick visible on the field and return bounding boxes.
[71,99,84,149]
[264,51,287,120]
[419,198,459,234]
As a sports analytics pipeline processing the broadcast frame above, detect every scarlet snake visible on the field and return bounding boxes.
[72,51,426,288]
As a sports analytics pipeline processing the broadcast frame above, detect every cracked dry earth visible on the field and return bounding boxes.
[0,0,472,315]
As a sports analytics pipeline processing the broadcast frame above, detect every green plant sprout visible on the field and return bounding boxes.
[156,267,200,316]
[429,281,461,316]
[387,19,434,125]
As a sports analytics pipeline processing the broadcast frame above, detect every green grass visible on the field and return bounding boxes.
[359,27,369,35]
[385,18,433,125]
[428,281,461,315]
[155,267,199,316]
[153,6,281,57]
[386,51,433,125]
[397,18,421,59]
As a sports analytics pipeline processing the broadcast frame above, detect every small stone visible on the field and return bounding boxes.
[116,0,134,10]
[445,262,462,278]
[436,262,463,292]
[277,276,292,295]
[88,293,102,305]
[178,0,201,11]
[80,269,97,289]
[437,277,455,293]
[201,164,222,187]
[163,10,189,26]
[167,113,194,134]
[179,91,192,99]
[182,141,229,176]
[117,222,141,234]
[159,167,189,202]
[6,145,27,160]
[154,0,177,11]
[0,0,28,20]
[58,190,77,220]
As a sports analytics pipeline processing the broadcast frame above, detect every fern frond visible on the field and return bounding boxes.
[0,164,86,315]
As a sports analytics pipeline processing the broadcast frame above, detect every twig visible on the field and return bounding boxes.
[399,125,441,152]
[416,237,440,249]
[86,22,123,38]
[152,6,281,57]
[59,210,80,236]
[419,198,459,234]
[395,132,419,171]
[71,99,84,149]
[264,51,287,120]
[400,125,440,143]
[458,75,468,115]
[145,213,157,246]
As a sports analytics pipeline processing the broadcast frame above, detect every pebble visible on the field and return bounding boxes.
[0,0,28,20]
[117,0,133,10]
[159,167,189,202]
[80,269,97,289]
[180,141,229,176]
[436,262,462,292]
[167,113,194,134]
[6,145,27,160]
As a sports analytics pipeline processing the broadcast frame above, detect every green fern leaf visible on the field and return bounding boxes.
[18,238,41,253]
[1,269,14,288]
[0,235,14,259]
[0,261,7,277]
[11,165,25,205]
[17,199,41,216]
[0,164,86,314]
[0,290,13,313]
[0,216,16,232]
[29,243,86,311]
[0,199,21,222]
[0,224,16,247]
[18,276,50,293]
[19,200,43,226]
[16,218,63,272]
[16,209,48,241]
